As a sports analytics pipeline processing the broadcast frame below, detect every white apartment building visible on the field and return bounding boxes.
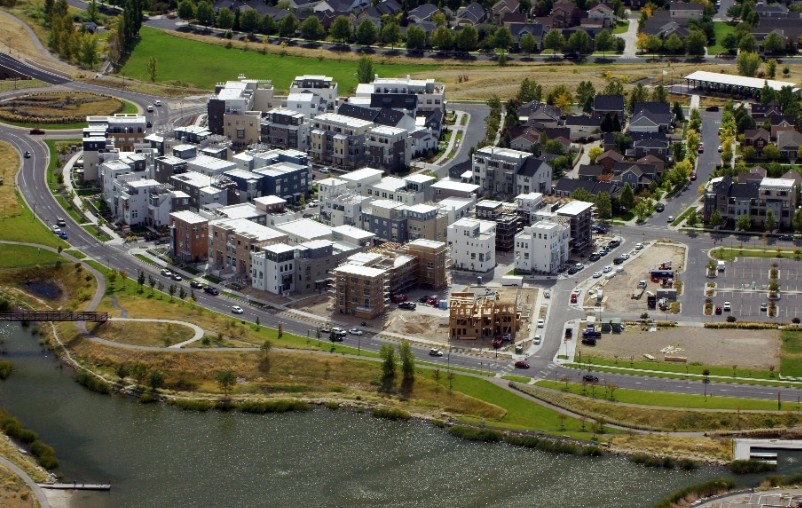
[290,75,338,112]
[355,76,446,112]
[283,92,324,119]
[514,221,570,274]
[308,113,373,168]
[118,178,162,226]
[447,218,496,272]
[207,77,274,145]
[339,167,384,192]
[472,146,552,199]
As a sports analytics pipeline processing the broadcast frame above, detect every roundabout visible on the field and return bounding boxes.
[0,91,137,128]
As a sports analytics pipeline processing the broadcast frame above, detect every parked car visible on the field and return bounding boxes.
[592,271,602,278]
[613,257,625,265]
[146,121,153,128]
[697,143,704,153]
[320,326,332,334]
[190,281,204,289]
[429,348,444,357]
[690,172,697,180]
[231,305,244,314]
[706,105,719,112]
[57,218,66,227]
[667,215,674,222]
[582,374,599,383]
[565,328,573,338]
[52,225,61,234]
[760,302,768,311]
[581,337,597,346]
[567,266,579,275]
[544,289,551,299]
[589,253,601,262]
[570,293,578,303]
[537,319,544,328]
[203,286,219,295]
[603,265,612,273]
[348,328,363,336]
[398,301,416,310]
[607,239,621,248]
[533,336,542,345]
[778,234,794,241]
[620,253,630,260]
[59,230,68,239]
[390,293,407,303]
[655,203,665,212]
[171,273,182,281]
[723,301,731,311]
[715,305,722,315]
[634,243,644,250]
[574,262,584,270]
[514,360,530,369]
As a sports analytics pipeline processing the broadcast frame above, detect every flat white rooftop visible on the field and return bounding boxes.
[274,218,332,241]
[557,200,594,216]
[333,263,385,277]
[170,210,208,224]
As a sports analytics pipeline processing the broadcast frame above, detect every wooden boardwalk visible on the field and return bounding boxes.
[0,311,109,322]
[39,482,111,491]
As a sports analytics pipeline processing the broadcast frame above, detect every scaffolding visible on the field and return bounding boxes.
[448,291,521,340]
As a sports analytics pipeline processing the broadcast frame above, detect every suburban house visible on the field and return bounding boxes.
[669,1,704,20]
[564,115,601,141]
[592,94,626,121]
[492,0,520,23]
[743,127,772,154]
[587,3,616,27]
[456,2,486,25]
[629,102,674,133]
[777,130,802,160]
[408,3,439,23]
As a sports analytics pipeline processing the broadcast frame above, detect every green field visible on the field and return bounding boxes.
[709,22,735,55]
[124,27,438,93]
[0,244,62,268]
[536,380,792,411]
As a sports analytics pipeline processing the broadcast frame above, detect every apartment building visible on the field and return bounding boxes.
[360,199,409,243]
[447,218,497,272]
[448,290,521,340]
[332,264,387,319]
[308,113,373,169]
[283,91,324,119]
[87,114,147,152]
[210,218,287,276]
[366,176,426,205]
[401,238,449,290]
[704,174,799,230]
[153,155,188,184]
[514,220,571,274]
[79,135,111,182]
[471,146,552,199]
[535,200,593,253]
[365,125,410,170]
[475,199,526,252]
[207,78,274,140]
[170,171,229,211]
[405,203,449,243]
[261,108,309,151]
[118,178,163,226]
[170,210,209,263]
[289,75,338,113]
[355,76,446,112]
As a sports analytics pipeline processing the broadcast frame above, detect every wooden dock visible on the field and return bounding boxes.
[39,482,111,491]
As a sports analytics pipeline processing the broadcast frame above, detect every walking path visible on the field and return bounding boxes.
[0,456,50,508]
[432,111,469,166]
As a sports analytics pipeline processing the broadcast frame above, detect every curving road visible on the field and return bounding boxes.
[2,31,800,406]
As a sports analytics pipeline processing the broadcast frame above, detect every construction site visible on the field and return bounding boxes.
[448,286,525,340]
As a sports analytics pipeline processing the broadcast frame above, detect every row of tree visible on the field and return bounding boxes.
[43,0,100,69]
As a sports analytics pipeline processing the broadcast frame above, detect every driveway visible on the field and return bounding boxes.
[620,11,640,59]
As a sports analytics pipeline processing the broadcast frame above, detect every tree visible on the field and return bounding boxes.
[259,339,273,373]
[240,9,260,33]
[634,199,652,222]
[299,16,325,40]
[765,209,777,232]
[517,77,542,103]
[710,209,723,228]
[595,29,615,57]
[137,270,145,290]
[455,25,478,52]
[663,33,683,54]
[330,15,351,43]
[686,210,699,227]
[651,84,668,103]
[79,33,99,69]
[493,26,514,53]
[379,344,396,387]
[519,32,536,55]
[543,29,565,54]
[178,286,187,300]
[430,25,453,51]
[405,25,426,51]
[398,340,415,383]
[146,56,157,82]
[595,192,612,220]
[721,32,739,54]
[602,79,624,96]
[737,51,761,77]
[131,363,148,386]
[216,7,234,29]
[168,283,176,302]
[356,19,377,46]
[628,83,649,113]
[736,213,751,231]
[672,101,684,123]
[576,80,595,113]
[356,55,373,83]
[620,183,635,211]
[278,14,298,38]
[261,13,276,35]
[572,188,593,202]
[177,0,194,21]
[766,58,778,79]
[380,21,401,49]
[195,1,214,27]
[148,274,156,293]
[643,34,663,54]
[148,370,165,392]
[738,33,757,53]
[567,29,590,55]
[685,30,707,56]
[763,32,785,54]
[763,144,780,160]
[588,145,603,164]
[215,370,237,396]
[115,363,130,382]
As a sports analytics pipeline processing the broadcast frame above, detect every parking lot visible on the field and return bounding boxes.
[712,257,802,321]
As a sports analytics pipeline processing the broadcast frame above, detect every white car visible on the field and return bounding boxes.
[592,271,603,278]
[348,328,363,335]
[603,265,612,273]
[231,305,244,314]
[537,319,545,328]
[52,225,61,234]
[544,289,551,299]
[667,215,674,222]
[634,243,644,250]
[723,302,731,311]
[620,253,630,260]
[533,335,542,345]
[154,100,162,106]
[429,348,444,357]
[160,268,172,277]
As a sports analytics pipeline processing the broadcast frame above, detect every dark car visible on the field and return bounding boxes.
[29,128,45,135]
[581,337,597,346]
[655,203,665,212]
[514,360,530,369]
[567,266,579,275]
[607,239,620,248]
[582,374,599,383]
[565,328,573,338]
[715,305,722,315]
[706,105,719,112]
[146,121,153,128]
[203,286,219,295]
[398,301,417,310]
[613,256,625,265]
[24,151,31,159]
[778,234,794,241]
[589,253,601,262]
[190,281,204,289]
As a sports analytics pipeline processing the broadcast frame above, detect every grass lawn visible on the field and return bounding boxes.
[0,79,48,92]
[573,352,779,380]
[671,206,697,227]
[612,20,629,35]
[536,380,792,411]
[711,246,802,261]
[93,320,196,347]
[501,374,532,384]
[781,330,802,377]
[709,22,735,55]
[0,245,62,268]
[64,249,86,259]
[124,27,438,93]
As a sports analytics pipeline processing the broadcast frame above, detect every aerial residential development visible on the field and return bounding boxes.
[4,0,802,505]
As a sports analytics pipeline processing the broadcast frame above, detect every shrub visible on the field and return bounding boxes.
[448,425,503,442]
[0,360,12,380]
[630,453,676,469]
[172,399,213,412]
[324,401,339,410]
[238,400,309,414]
[74,370,111,395]
[678,458,699,471]
[581,445,604,457]
[654,479,734,508]
[726,315,737,322]
[371,407,410,421]
[731,459,776,474]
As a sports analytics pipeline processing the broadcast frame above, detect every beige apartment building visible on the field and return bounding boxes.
[210,218,287,276]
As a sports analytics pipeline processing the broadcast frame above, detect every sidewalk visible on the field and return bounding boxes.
[432,110,469,166]
[61,152,122,242]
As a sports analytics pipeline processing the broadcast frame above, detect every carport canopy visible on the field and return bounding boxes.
[684,71,800,95]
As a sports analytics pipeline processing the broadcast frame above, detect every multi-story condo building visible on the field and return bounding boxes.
[405,203,449,243]
[251,240,354,295]
[447,218,497,272]
[170,171,229,211]
[355,76,446,112]
[514,221,571,274]
[332,263,387,319]
[471,146,552,200]
[117,178,163,226]
[87,114,147,152]
[366,125,410,170]
[170,210,209,263]
[261,109,309,151]
[475,199,526,252]
[309,113,373,169]
[207,78,274,145]
[209,218,287,276]
[534,200,593,254]
[289,75,338,113]
[704,174,799,230]
[360,199,409,244]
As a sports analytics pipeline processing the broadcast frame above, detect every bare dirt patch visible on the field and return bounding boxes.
[588,242,686,313]
[579,326,779,369]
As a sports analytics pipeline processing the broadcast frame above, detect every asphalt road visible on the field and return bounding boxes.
[2,52,799,405]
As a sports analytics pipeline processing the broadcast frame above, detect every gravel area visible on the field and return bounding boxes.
[579,325,780,369]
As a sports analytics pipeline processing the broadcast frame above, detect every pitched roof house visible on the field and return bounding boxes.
[492,0,520,23]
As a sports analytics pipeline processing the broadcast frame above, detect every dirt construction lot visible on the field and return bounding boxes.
[578,326,779,369]
[587,242,686,313]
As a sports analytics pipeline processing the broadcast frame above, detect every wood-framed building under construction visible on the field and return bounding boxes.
[448,289,522,340]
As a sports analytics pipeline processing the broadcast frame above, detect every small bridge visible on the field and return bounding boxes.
[0,311,109,323]
[39,482,111,491]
